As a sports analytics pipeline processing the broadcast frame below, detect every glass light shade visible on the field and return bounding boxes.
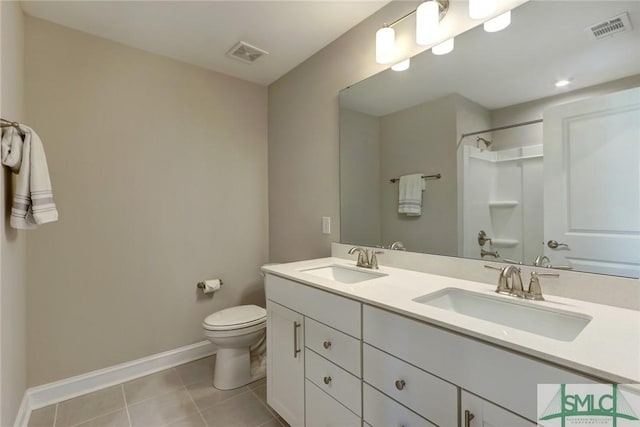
[484,11,511,32]
[391,58,411,71]
[416,1,440,45]
[469,0,496,19]
[432,38,454,55]
[376,27,395,64]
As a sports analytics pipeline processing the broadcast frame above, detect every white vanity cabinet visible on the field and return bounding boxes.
[266,271,600,427]
[266,300,305,427]
[265,274,362,427]
[461,391,535,427]
[363,305,595,424]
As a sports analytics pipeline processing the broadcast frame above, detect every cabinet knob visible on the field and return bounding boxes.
[323,376,332,385]
[323,340,332,349]
[395,379,406,390]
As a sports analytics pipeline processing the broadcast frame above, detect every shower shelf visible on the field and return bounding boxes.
[488,201,518,208]
[491,239,519,248]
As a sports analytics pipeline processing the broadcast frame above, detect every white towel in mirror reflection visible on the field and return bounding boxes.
[398,174,425,216]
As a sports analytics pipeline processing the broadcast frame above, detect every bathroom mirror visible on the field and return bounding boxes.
[339,1,640,278]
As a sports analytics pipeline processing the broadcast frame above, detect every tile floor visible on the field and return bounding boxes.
[28,356,288,427]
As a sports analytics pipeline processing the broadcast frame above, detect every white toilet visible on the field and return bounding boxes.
[202,304,267,390]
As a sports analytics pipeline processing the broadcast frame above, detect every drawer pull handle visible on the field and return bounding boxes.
[323,340,332,349]
[293,322,301,358]
[464,410,475,427]
[323,376,332,385]
[395,379,406,390]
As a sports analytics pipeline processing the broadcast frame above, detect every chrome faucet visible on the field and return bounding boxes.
[501,265,524,297]
[348,247,382,269]
[533,255,551,267]
[388,241,407,251]
[485,265,559,300]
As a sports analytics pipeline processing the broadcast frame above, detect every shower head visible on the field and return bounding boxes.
[476,137,492,149]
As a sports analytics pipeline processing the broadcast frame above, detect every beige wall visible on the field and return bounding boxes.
[0,1,28,425]
[379,95,458,254]
[268,0,523,262]
[25,17,268,386]
[339,108,380,247]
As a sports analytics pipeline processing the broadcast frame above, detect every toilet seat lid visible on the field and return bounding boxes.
[203,305,266,330]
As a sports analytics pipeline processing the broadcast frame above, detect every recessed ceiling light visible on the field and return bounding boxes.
[391,59,410,71]
[555,79,572,87]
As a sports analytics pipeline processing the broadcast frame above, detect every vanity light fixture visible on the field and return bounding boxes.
[376,26,396,64]
[416,1,441,45]
[375,0,449,64]
[432,38,454,55]
[555,79,572,87]
[469,0,496,20]
[484,11,511,32]
[391,58,411,71]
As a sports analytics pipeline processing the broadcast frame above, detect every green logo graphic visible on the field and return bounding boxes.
[539,384,639,427]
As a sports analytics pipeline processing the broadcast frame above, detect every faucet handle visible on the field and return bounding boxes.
[526,271,559,301]
[370,251,383,269]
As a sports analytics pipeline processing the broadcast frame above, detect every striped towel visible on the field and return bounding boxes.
[1,125,58,229]
[398,174,426,216]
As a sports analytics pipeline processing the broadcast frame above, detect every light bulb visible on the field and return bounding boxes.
[376,26,395,64]
[432,38,454,55]
[555,79,571,87]
[469,0,496,19]
[416,1,440,46]
[484,11,511,32]
[391,59,411,71]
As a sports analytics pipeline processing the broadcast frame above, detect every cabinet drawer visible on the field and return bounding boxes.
[305,380,361,427]
[305,318,361,377]
[363,384,434,427]
[363,305,594,421]
[266,274,361,338]
[363,344,457,426]
[305,349,361,416]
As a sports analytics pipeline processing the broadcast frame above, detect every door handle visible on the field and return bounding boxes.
[293,321,301,358]
[464,410,475,427]
[547,240,569,249]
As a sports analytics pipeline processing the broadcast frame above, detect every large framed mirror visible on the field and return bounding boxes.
[339,1,640,278]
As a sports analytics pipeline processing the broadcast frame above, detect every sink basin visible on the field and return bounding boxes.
[413,288,592,342]
[301,265,387,284]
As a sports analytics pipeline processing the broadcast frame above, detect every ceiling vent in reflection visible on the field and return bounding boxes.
[226,41,268,64]
[587,12,633,40]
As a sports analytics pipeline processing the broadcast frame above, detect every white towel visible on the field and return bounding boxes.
[1,127,23,172]
[1,125,58,229]
[398,173,426,216]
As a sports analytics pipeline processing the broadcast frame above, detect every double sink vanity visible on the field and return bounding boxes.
[262,253,640,427]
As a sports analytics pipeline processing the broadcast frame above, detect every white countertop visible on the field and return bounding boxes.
[262,257,640,384]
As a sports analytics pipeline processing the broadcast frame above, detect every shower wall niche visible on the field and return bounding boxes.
[461,144,544,264]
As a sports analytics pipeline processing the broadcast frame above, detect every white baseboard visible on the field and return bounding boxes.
[16,340,215,427]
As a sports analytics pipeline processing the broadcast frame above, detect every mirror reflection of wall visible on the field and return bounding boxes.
[339,1,640,277]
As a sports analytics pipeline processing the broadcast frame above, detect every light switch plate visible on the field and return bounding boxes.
[322,216,331,234]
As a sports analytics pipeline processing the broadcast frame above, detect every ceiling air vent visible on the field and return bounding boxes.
[586,12,633,40]
[226,41,268,64]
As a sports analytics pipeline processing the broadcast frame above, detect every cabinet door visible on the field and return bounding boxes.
[461,391,535,427]
[267,301,305,427]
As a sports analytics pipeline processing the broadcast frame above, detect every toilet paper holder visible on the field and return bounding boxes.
[197,279,224,290]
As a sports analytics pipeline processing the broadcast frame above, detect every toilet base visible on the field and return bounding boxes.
[213,347,251,390]
[213,348,266,390]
